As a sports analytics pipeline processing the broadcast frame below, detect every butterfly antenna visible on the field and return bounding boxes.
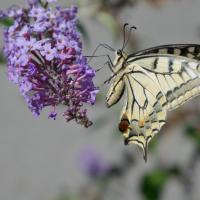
[123,26,137,51]
[103,44,115,52]
[122,23,129,50]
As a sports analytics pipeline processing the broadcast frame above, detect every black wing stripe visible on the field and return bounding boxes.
[128,44,200,60]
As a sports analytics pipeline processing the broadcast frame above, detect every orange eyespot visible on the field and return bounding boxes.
[118,119,130,133]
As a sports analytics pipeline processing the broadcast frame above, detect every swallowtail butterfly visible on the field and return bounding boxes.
[105,24,200,161]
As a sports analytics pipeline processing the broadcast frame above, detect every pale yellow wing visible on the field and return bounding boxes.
[106,72,125,108]
[106,54,200,161]
[119,64,167,161]
[130,54,200,110]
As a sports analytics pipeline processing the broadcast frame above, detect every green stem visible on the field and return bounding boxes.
[44,2,49,9]
[38,0,44,7]
[38,0,48,8]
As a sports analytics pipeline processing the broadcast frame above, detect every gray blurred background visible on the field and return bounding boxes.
[1,0,200,200]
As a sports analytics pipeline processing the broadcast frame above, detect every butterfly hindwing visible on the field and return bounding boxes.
[118,64,167,160]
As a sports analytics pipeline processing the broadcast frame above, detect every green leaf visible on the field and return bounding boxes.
[77,22,89,43]
[168,166,181,176]
[185,125,200,146]
[0,52,6,64]
[185,125,196,135]
[140,166,181,200]
[0,18,13,27]
[141,170,169,200]
[96,12,120,39]
[148,138,158,152]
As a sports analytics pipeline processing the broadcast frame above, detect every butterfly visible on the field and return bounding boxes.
[105,24,200,162]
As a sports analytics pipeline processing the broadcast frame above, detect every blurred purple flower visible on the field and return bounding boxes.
[1,0,98,127]
[79,149,110,178]
[27,0,39,6]
[46,0,57,2]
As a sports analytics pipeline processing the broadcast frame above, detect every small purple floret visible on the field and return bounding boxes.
[1,0,98,127]
[48,111,57,120]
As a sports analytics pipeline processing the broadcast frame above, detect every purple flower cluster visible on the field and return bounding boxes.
[2,0,98,127]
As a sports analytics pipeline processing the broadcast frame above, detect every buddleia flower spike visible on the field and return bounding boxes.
[1,0,98,127]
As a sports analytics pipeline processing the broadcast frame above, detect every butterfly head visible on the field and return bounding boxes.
[113,49,127,71]
[116,49,127,59]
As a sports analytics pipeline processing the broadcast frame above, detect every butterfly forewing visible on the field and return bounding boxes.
[127,54,200,110]
[129,44,200,60]
[127,54,200,73]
